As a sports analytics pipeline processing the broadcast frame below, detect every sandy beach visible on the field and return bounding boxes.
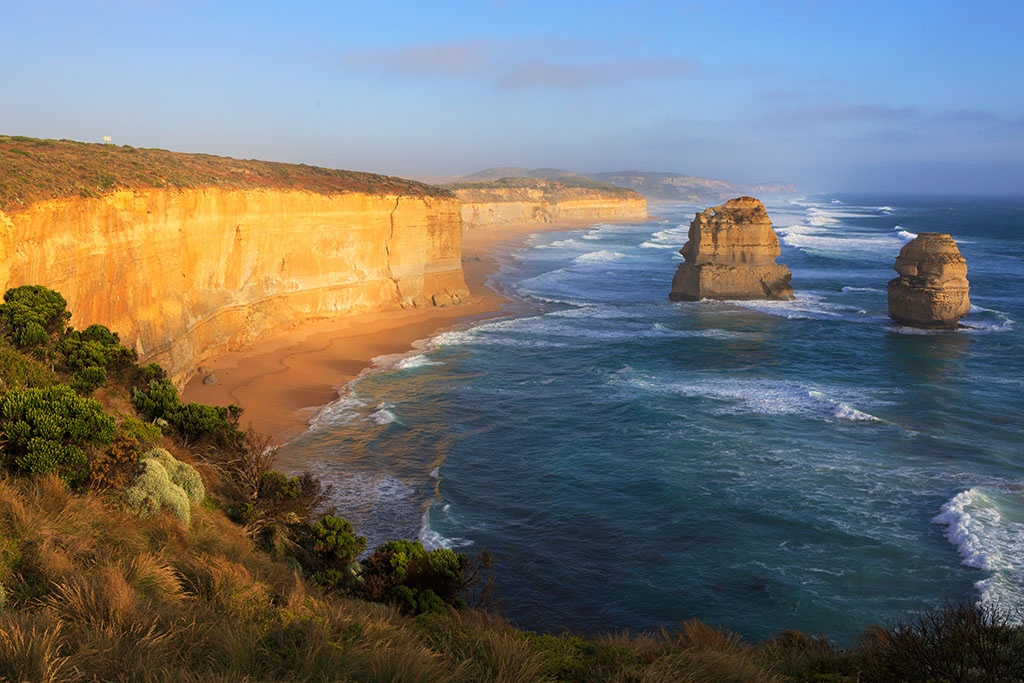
[181,219,602,444]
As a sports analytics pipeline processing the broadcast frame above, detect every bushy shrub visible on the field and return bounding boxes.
[0,346,54,389]
[0,286,70,350]
[69,366,106,394]
[131,379,242,447]
[311,514,366,565]
[0,385,116,485]
[859,600,1024,681]
[141,448,204,503]
[124,449,203,526]
[59,324,137,377]
[238,471,329,550]
[308,515,366,592]
[118,415,162,446]
[360,539,469,614]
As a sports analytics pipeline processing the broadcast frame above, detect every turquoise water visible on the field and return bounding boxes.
[276,195,1024,644]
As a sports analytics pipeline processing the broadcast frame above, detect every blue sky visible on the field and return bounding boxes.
[2,0,1022,193]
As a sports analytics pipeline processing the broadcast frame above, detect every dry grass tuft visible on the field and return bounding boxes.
[0,612,74,683]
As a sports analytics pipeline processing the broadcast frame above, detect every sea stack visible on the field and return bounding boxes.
[669,197,794,301]
[887,233,970,328]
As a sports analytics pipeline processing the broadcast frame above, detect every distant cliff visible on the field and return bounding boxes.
[437,167,796,204]
[445,177,647,229]
[0,136,467,385]
[586,171,797,203]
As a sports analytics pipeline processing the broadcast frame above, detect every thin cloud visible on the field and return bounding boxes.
[497,58,693,90]
[344,40,695,90]
[767,103,921,125]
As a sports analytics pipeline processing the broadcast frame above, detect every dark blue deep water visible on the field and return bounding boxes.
[277,195,1024,644]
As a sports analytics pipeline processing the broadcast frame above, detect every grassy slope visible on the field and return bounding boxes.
[0,135,451,212]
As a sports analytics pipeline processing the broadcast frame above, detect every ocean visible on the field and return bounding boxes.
[275,195,1024,645]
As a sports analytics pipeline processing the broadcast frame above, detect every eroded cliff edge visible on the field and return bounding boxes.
[0,137,467,385]
[446,178,647,229]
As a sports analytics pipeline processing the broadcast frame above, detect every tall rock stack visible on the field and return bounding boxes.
[669,197,794,301]
[887,233,970,328]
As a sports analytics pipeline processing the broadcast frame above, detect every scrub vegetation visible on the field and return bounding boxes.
[0,284,1019,681]
[0,135,453,212]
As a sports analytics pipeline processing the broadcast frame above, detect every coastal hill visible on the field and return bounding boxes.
[439,166,796,203]
[444,176,648,229]
[0,136,467,385]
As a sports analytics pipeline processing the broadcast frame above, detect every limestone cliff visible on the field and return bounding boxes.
[669,197,794,301]
[447,178,647,229]
[888,233,970,328]
[0,188,466,385]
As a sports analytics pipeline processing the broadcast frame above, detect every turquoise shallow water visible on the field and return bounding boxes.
[277,195,1024,644]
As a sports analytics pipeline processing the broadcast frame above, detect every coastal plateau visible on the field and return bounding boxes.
[0,136,467,385]
[446,177,647,229]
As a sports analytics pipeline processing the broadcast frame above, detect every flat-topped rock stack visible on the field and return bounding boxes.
[888,233,970,328]
[669,196,794,301]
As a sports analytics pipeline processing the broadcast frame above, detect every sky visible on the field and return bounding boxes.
[2,0,1022,193]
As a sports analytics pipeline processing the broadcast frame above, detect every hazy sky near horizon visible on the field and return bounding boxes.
[2,0,1022,193]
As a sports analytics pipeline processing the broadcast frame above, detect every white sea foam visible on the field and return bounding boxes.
[733,294,885,323]
[780,228,908,256]
[879,206,895,213]
[807,391,881,422]
[933,487,1024,613]
[933,489,997,570]
[397,354,443,370]
[370,403,399,426]
[615,372,883,423]
[896,228,918,241]
[639,225,689,249]
[841,286,885,294]
[419,507,470,550]
[307,394,369,431]
[573,250,625,264]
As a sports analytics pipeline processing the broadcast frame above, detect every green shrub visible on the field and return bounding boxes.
[118,415,162,446]
[69,366,106,394]
[131,379,242,447]
[0,385,116,485]
[307,515,366,592]
[125,457,193,525]
[311,514,366,565]
[0,286,70,350]
[360,539,469,614]
[0,346,54,389]
[59,324,137,375]
[141,447,205,503]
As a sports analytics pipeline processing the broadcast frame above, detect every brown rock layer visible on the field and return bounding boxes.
[669,197,794,301]
[887,233,970,328]
[0,188,467,385]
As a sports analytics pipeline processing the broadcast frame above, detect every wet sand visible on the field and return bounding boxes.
[181,219,601,443]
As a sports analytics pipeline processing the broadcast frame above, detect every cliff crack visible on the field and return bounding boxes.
[384,197,404,303]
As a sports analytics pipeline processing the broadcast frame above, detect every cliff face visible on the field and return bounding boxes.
[669,197,794,301]
[0,188,467,385]
[888,233,970,328]
[450,184,647,229]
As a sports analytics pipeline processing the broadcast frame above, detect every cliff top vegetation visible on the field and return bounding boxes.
[443,176,643,203]
[0,135,453,212]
